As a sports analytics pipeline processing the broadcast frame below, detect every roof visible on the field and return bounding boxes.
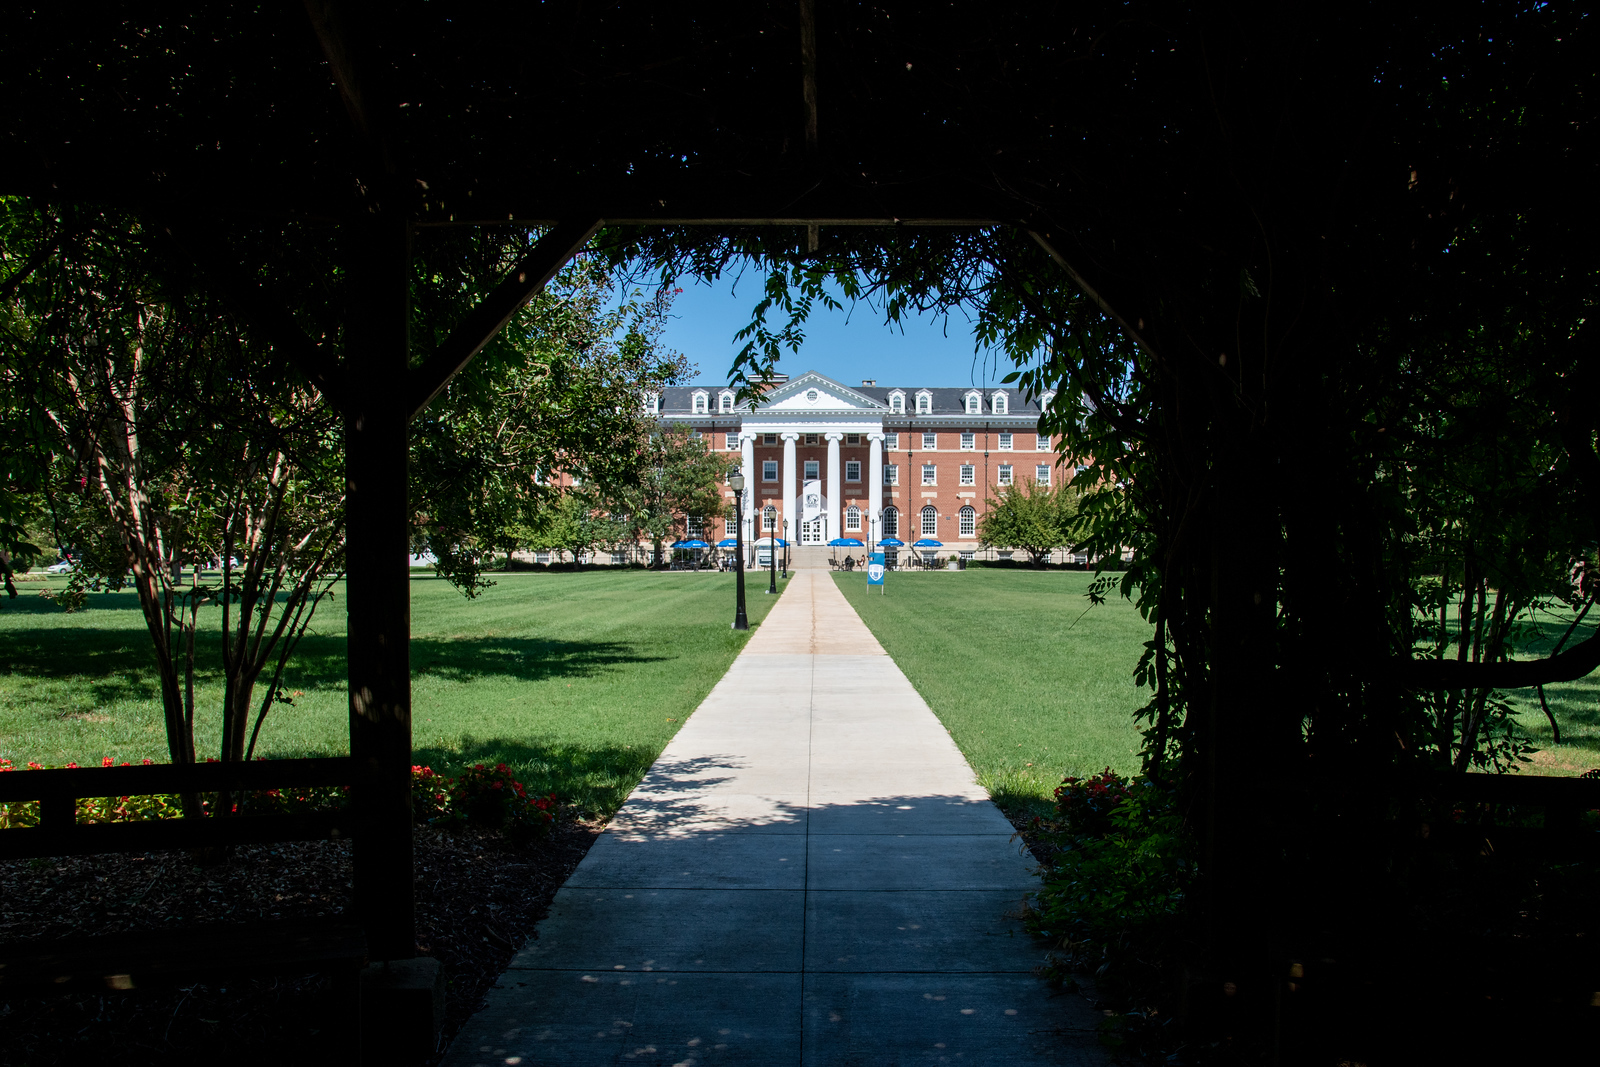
[655,382,1042,417]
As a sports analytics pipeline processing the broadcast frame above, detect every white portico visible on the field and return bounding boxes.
[734,372,886,550]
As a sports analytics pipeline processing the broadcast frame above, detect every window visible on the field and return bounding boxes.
[921,463,937,486]
[889,393,905,414]
[998,432,1014,451]
[1037,434,1052,452]
[645,393,660,414]
[692,392,708,414]
[806,388,819,402]
[804,459,819,480]
[726,518,737,536]
[884,464,899,486]
[719,392,734,413]
[966,393,981,414]
[884,432,899,450]
[763,433,777,445]
[724,433,737,450]
[686,515,704,538]
[921,506,938,536]
[916,392,932,414]
[763,506,777,532]
[992,393,1009,415]
[998,464,1014,485]
[960,464,975,486]
[846,505,861,531]
[845,460,861,482]
[959,505,976,537]
[763,460,778,481]
[805,433,819,445]
[846,433,860,445]
[1036,465,1052,485]
[882,506,899,536]
[922,431,938,450]
[960,432,975,450]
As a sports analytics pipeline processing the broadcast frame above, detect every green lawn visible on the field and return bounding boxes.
[0,570,782,816]
[834,567,1152,816]
[1502,606,1600,777]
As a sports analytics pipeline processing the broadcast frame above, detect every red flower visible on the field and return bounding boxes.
[102,757,114,767]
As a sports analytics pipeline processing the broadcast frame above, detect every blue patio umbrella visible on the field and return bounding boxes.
[830,537,865,546]
[913,538,943,548]
[671,539,710,549]
[878,537,905,547]
[715,538,739,548]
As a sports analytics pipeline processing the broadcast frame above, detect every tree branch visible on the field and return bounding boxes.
[404,218,602,421]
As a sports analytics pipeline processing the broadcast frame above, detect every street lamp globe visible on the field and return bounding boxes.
[728,470,745,491]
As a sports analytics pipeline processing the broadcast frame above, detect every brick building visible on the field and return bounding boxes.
[650,370,1065,561]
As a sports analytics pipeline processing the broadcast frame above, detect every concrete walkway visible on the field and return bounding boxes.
[443,571,1105,1067]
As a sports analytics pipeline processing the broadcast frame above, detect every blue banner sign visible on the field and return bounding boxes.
[866,552,886,587]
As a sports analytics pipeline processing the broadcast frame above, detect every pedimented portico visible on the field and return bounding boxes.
[735,372,887,550]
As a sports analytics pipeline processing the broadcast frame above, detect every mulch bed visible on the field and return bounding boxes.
[0,818,601,1066]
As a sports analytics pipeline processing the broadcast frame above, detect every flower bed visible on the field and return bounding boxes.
[0,758,557,839]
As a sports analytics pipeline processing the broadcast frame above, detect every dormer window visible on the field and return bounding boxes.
[718,391,735,413]
[692,391,709,414]
[644,392,660,415]
[888,391,905,414]
[1040,391,1056,412]
[915,391,933,415]
[965,391,982,415]
[991,391,1008,415]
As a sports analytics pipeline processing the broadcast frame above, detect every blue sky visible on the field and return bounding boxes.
[653,271,1014,391]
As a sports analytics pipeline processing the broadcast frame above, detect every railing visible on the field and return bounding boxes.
[0,757,360,860]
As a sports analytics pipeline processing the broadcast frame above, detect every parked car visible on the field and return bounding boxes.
[45,560,73,573]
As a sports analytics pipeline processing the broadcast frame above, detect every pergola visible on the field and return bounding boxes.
[6,6,1597,1056]
[0,2,1054,962]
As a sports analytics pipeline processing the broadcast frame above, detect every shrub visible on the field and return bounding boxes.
[1027,770,1192,1050]
[437,762,557,836]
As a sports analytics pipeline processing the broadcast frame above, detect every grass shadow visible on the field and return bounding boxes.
[410,736,666,818]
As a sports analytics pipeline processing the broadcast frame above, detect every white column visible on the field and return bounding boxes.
[740,431,757,562]
[781,432,798,549]
[825,432,843,541]
[868,432,884,544]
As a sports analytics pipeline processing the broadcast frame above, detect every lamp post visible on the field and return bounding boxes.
[729,470,749,631]
[781,519,790,578]
[766,508,778,594]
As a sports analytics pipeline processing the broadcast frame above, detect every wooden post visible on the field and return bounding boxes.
[344,215,415,962]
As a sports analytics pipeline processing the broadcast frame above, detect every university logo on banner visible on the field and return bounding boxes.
[802,480,823,521]
[867,552,886,586]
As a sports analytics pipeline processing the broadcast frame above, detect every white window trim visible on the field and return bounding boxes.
[804,460,820,479]
[921,464,937,486]
[845,460,861,482]
[960,432,975,451]
[1036,465,1052,485]
[998,464,1014,486]
[921,431,938,450]
[725,518,738,536]
[692,391,709,414]
[921,506,939,536]
[882,506,899,537]
[884,464,899,486]
[959,505,976,537]
[915,390,933,414]
[718,391,735,413]
[884,432,900,450]
[762,460,779,482]
[998,433,1014,451]
[964,391,982,414]
[888,391,906,414]
[1037,434,1052,452]
[960,465,975,486]
[725,433,738,450]
[991,390,1009,415]
[846,505,862,531]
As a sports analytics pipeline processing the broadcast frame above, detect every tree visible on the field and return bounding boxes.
[605,426,730,567]
[979,478,1082,567]
[0,199,344,792]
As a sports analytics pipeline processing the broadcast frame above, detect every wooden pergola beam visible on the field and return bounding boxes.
[405,218,602,421]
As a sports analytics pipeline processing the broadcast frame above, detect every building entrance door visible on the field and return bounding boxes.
[800,518,826,545]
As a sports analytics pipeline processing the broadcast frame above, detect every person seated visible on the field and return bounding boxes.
[844,555,855,570]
